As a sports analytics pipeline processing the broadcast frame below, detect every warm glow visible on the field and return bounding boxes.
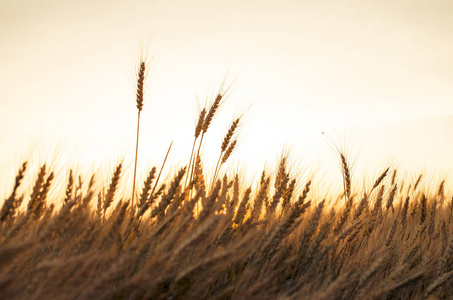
[2,0,453,196]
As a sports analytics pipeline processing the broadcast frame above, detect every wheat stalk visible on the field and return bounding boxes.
[213,117,240,183]
[132,60,147,208]
[186,108,206,187]
[151,141,173,196]
[190,79,232,184]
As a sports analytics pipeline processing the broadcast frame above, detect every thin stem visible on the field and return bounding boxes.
[152,141,173,196]
[191,133,205,184]
[212,154,223,187]
[132,111,141,209]
[185,138,198,188]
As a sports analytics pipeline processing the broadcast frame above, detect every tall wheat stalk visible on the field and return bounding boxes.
[188,78,232,185]
[185,108,206,188]
[132,61,146,208]
[213,117,240,184]
[190,93,222,184]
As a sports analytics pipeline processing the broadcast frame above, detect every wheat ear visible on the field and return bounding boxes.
[27,164,46,214]
[186,108,206,187]
[137,167,156,214]
[104,163,122,219]
[150,167,186,220]
[413,174,423,191]
[340,152,351,202]
[1,162,27,222]
[370,166,390,194]
[213,117,240,182]
[64,169,74,204]
[190,94,222,185]
[191,80,231,184]
[132,60,146,208]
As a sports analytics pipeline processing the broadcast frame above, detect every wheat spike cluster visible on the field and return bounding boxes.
[1,58,453,300]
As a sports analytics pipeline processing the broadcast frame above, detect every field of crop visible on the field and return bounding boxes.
[1,60,452,299]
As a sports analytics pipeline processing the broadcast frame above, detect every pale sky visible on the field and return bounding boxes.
[1,0,453,196]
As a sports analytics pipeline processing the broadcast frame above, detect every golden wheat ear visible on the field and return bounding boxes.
[339,152,351,203]
[212,117,241,184]
[132,57,149,209]
[135,61,145,112]
[186,108,207,187]
[104,162,122,219]
[1,162,27,222]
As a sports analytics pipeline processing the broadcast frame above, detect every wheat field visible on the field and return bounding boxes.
[1,60,452,300]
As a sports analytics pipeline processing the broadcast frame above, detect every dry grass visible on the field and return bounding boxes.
[1,72,452,300]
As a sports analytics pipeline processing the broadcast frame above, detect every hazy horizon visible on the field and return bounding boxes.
[2,0,453,195]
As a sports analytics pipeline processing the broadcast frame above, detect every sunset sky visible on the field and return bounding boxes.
[1,0,453,195]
